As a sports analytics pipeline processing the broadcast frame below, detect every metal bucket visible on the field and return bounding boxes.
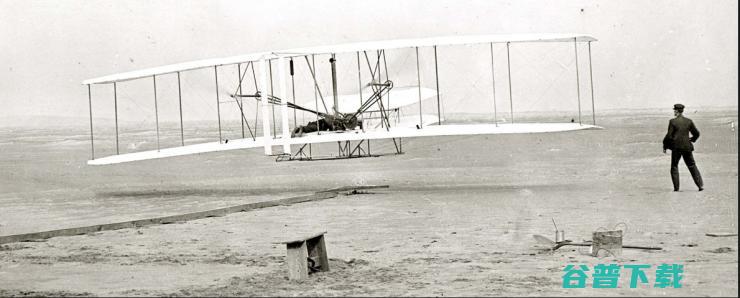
[555,230,565,243]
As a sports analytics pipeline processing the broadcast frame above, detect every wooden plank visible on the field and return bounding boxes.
[286,241,309,280]
[308,234,330,272]
[0,188,358,245]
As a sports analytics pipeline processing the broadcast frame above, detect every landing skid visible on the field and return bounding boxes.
[275,139,403,162]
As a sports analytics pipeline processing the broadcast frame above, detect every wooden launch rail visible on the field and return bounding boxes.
[0,185,389,245]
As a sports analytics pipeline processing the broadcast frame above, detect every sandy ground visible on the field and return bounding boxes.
[0,109,737,296]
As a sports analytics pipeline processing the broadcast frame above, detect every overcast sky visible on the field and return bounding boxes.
[0,0,737,125]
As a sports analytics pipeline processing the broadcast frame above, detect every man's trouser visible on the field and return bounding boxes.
[671,150,704,190]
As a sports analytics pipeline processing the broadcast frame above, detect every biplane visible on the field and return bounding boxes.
[83,34,600,165]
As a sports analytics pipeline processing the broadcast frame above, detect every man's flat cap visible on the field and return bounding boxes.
[673,104,685,110]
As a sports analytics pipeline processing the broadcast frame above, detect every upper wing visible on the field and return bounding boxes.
[82,52,270,85]
[83,34,597,85]
[282,33,597,57]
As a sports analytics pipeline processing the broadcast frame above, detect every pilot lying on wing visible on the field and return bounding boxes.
[292,114,363,137]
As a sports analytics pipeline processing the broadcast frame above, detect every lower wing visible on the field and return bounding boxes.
[88,122,601,165]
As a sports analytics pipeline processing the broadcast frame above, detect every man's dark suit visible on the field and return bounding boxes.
[663,115,704,191]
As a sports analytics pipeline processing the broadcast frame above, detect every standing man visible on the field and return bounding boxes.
[663,104,704,191]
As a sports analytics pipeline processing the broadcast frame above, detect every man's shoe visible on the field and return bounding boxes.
[698,187,704,191]
[673,189,679,192]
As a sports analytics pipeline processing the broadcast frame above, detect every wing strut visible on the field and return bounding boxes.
[113,82,119,154]
[588,41,597,125]
[489,43,498,127]
[214,66,223,142]
[433,46,441,125]
[153,75,160,150]
[573,37,582,125]
[415,47,423,128]
[506,42,514,124]
[290,58,297,127]
[87,84,94,159]
[177,72,185,146]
